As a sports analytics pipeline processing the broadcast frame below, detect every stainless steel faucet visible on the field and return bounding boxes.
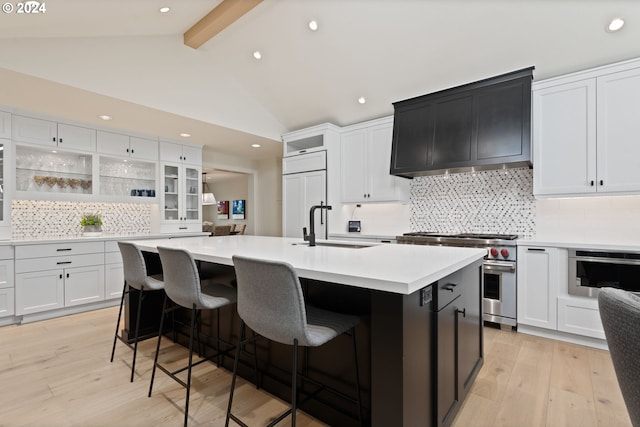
[303,203,332,246]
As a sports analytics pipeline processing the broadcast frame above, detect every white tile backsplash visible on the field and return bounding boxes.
[12,200,152,239]
[410,168,535,237]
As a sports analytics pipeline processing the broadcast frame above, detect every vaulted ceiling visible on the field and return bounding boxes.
[1,0,639,161]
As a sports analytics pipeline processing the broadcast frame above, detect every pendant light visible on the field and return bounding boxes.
[202,173,216,205]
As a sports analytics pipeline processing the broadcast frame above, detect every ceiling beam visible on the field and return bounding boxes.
[184,0,263,49]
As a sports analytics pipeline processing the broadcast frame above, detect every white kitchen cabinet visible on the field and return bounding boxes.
[517,246,563,330]
[159,140,202,165]
[557,296,605,339]
[341,117,409,203]
[533,58,640,196]
[282,123,341,157]
[596,67,640,193]
[0,247,15,318]
[533,79,596,195]
[160,162,202,233]
[104,240,124,300]
[0,139,12,239]
[15,270,64,315]
[97,131,158,161]
[12,115,97,151]
[15,242,105,315]
[282,170,327,239]
[64,265,105,307]
[0,111,10,139]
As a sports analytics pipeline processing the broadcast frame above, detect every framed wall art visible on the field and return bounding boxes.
[232,199,245,220]
[217,200,229,219]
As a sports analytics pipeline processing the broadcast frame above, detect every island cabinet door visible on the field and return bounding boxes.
[436,297,460,427]
[15,270,65,315]
[370,289,433,427]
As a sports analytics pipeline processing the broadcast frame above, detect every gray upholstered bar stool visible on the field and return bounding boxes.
[598,288,640,426]
[226,255,363,427]
[110,241,165,382]
[149,246,237,427]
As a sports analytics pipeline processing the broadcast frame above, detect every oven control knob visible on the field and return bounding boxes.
[490,248,499,257]
[501,248,510,258]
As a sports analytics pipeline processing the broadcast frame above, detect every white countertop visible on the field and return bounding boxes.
[9,232,209,246]
[518,238,640,252]
[130,235,486,295]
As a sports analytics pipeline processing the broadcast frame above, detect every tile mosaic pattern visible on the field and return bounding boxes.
[12,201,152,239]
[410,168,535,238]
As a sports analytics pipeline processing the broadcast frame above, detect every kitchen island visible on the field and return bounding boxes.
[129,235,485,427]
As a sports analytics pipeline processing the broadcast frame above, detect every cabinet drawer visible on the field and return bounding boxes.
[105,251,122,264]
[0,287,14,318]
[436,269,465,311]
[15,253,104,274]
[283,151,326,174]
[0,245,13,260]
[557,296,605,339]
[15,241,104,259]
[0,259,14,289]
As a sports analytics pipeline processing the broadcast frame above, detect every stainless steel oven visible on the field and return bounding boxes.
[569,249,640,298]
[483,259,517,327]
[398,232,519,327]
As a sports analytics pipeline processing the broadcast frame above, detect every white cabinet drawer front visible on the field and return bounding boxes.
[0,245,13,260]
[283,151,326,174]
[0,287,14,317]
[105,251,122,264]
[15,270,64,315]
[0,259,15,289]
[557,296,605,339]
[64,265,105,307]
[15,241,104,259]
[105,263,124,299]
[15,253,104,274]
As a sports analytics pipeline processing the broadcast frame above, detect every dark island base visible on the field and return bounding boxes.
[125,253,484,427]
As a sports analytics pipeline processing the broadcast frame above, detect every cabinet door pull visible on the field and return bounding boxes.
[126,148,130,153]
[53,137,56,142]
[590,180,594,186]
[59,138,63,143]
[443,283,457,292]
[527,248,546,252]
[56,248,72,252]
[179,227,188,230]
[59,274,63,279]
[131,149,134,154]
[456,308,466,317]
[66,273,70,278]
[57,261,72,265]
[299,149,307,154]
[600,180,604,186]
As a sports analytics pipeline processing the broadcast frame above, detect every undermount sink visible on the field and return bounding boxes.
[291,241,371,249]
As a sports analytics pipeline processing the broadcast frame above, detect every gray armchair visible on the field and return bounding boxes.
[598,287,640,427]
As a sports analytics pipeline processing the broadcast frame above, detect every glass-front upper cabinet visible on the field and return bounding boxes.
[15,145,93,195]
[161,162,201,232]
[99,156,156,199]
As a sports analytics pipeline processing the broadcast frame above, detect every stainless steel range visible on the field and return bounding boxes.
[397,232,518,328]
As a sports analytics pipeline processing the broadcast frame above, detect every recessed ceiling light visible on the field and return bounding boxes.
[253,51,262,60]
[179,133,191,138]
[251,144,261,148]
[98,115,112,121]
[607,18,625,32]
[308,20,318,31]
[358,97,366,104]
[159,7,170,13]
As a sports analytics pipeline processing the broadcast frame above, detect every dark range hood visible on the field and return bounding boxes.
[390,67,534,178]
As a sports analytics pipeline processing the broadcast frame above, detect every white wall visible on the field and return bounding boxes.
[333,203,410,236]
[535,195,640,244]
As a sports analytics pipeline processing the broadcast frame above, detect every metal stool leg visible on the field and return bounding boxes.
[183,305,197,427]
[110,281,128,363]
[291,338,298,427]
[130,285,145,382]
[148,294,168,398]
[225,321,246,427]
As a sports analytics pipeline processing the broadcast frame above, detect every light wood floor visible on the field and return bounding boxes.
[0,307,631,426]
